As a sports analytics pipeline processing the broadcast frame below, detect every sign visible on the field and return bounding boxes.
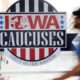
[0,0,67,66]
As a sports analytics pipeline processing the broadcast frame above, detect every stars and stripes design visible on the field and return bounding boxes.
[9,48,56,61]
[7,0,57,12]
[7,0,57,61]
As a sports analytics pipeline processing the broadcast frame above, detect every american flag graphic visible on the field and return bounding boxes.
[6,0,57,61]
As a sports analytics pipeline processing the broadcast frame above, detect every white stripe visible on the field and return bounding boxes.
[25,0,29,12]
[35,48,39,60]
[26,48,30,60]
[9,48,11,51]
[34,0,39,12]
[53,9,57,12]
[16,2,20,12]
[17,48,21,57]
[44,2,48,12]
[8,9,11,12]
[44,48,49,57]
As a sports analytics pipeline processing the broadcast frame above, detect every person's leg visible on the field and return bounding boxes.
[78,56,80,80]
[53,64,80,80]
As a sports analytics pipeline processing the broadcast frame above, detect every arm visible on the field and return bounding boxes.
[53,64,80,80]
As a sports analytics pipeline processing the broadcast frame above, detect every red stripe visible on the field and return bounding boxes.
[5,16,9,29]
[49,48,54,55]
[20,48,26,60]
[39,48,44,60]
[11,48,17,55]
[30,48,35,61]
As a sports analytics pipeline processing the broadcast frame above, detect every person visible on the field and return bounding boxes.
[53,9,80,80]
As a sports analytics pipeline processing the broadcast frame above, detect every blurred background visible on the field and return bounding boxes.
[0,0,80,80]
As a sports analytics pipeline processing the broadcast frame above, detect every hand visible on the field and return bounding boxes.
[52,78,64,80]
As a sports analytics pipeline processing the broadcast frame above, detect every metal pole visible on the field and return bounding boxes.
[0,52,2,70]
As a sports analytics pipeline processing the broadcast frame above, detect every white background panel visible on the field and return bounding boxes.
[0,0,80,80]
